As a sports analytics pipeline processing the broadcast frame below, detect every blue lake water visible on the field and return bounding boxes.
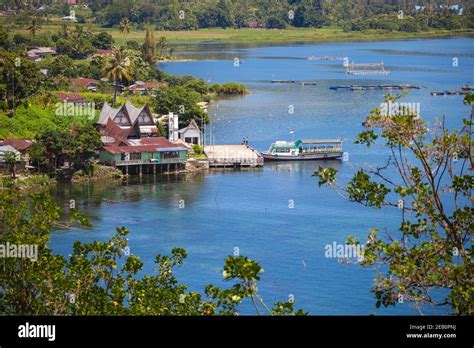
[50,38,473,315]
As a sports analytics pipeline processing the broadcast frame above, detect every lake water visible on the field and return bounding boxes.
[50,38,473,315]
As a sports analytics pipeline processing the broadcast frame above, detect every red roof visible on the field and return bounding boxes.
[103,144,163,154]
[96,49,115,55]
[100,119,132,146]
[103,137,180,154]
[0,139,33,151]
[56,93,85,102]
[70,77,100,87]
[129,82,168,91]
[100,118,182,154]
[135,137,175,146]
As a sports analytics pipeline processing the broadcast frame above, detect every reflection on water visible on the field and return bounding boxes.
[264,159,342,174]
[50,174,207,224]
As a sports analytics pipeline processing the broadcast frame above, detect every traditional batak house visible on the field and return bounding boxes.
[97,102,187,175]
[97,101,157,137]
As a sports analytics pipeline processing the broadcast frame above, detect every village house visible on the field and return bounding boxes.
[55,92,86,103]
[128,81,168,95]
[69,77,100,92]
[178,119,202,146]
[0,139,33,165]
[0,144,24,173]
[97,103,188,175]
[87,49,115,60]
[0,139,33,155]
[248,20,263,28]
[25,46,57,62]
[97,101,158,137]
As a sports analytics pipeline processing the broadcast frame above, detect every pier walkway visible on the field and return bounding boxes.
[204,145,264,168]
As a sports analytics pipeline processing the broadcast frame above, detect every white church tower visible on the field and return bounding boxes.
[168,112,179,142]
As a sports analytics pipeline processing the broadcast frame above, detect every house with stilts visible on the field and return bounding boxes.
[97,102,188,175]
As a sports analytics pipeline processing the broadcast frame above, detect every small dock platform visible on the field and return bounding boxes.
[204,145,264,168]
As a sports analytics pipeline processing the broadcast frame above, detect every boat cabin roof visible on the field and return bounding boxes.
[301,139,342,145]
[271,139,342,148]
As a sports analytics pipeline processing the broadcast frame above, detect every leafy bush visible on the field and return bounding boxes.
[211,83,249,96]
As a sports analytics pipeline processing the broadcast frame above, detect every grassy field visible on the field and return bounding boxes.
[106,27,474,45]
[6,17,474,44]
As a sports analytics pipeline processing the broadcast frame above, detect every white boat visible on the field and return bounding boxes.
[261,139,343,161]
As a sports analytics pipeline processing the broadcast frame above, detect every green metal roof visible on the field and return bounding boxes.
[272,141,298,149]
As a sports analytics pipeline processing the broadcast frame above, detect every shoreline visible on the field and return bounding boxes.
[100,28,474,45]
[5,18,473,45]
[156,58,195,63]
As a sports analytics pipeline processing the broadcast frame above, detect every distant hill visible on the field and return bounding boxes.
[2,0,473,32]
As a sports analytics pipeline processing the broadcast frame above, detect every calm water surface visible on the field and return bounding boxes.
[50,38,473,315]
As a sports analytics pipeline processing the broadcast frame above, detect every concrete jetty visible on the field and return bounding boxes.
[204,145,264,168]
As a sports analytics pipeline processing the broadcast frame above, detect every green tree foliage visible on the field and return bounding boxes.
[0,189,305,316]
[91,32,114,50]
[69,123,102,175]
[119,18,133,37]
[46,55,77,78]
[86,0,473,31]
[102,46,134,107]
[141,24,156,65]
[314,94,473,315]
[56,26,95,60]
[34,121,101,174]
[27,16,42,37]
[0,105,69,139]
[2,151,19,179]
[156,121,167,138]
[36,128,71,171]
[293,0,325,28]
[0,26,13,51]
[28,141,48,171]
[156,36,169,57]
[55,26,115,59]
[210,82,249,96]
[153,86,210,127]
[0,53,45,115]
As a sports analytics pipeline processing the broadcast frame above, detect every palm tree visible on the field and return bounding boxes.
[27,16,42,37]
[119,18,132,38]
[102,47,134,107]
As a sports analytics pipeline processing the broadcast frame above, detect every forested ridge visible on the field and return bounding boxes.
[2,0,473,31]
